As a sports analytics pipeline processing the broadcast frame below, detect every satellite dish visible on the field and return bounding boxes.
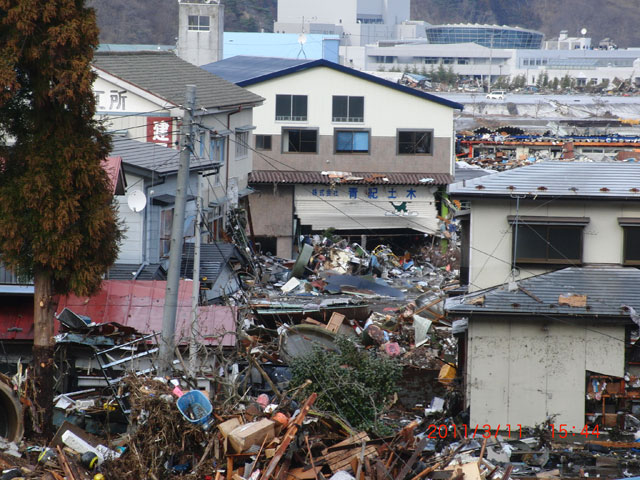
[298,33,307,45]
[581,28,587,35]
[127,190,147,213]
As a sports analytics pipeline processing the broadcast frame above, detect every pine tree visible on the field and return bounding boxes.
[0,0,122,437]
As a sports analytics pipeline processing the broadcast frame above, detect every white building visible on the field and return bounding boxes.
[177,0,224,66]
[205,56,462,257]
[91,51,263,266]
[274,0,414,47]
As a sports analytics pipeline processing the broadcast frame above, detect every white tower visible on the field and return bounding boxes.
[177,0,224,66]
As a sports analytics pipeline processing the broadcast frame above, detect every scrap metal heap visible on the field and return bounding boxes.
[5,234,640,478]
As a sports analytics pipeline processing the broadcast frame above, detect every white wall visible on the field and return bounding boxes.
[116,172,146,264]
[468,199,640,291]
[277,0,357,25]
[246,66,454,138]
[468,318,624,429]
[177,2,225,66]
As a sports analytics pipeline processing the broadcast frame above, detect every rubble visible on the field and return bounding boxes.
[7,235,640,479]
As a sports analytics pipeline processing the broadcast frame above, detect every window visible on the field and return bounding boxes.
[509,216,588,265]
[275,94,307,121]
[210,137,224,163]
[443,57,455,64]
[335,130,369,153]
[160,208,174,257]
[457,57,470,65]
[282,128,317,153]
[188,15,210,31]
[619,219,640,265]
[255,135,272,150]
[332,96,364,122]
[397,130,433,154]
[235,131,248,159]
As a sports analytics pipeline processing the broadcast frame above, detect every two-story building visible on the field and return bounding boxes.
[446,161,640,430]
[91,51,263,266]
[203,56,463,257]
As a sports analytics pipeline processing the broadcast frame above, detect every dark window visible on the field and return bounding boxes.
[335,130,369,153]
[623,227,640,265]
[397,130,432,154]
[283,129,317,153]
[275,95,307,121]
[514,224,583,265]
[255,134,272,150]
[188,15,210,31]
[332,96,364,122]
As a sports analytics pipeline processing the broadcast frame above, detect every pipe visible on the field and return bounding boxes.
[0,381,23,442]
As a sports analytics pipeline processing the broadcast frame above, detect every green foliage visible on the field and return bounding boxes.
[512,74,527,89]
[0,0,122,296]
[290,337,401,435]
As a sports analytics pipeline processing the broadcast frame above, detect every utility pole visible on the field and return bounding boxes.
[159,85,196,375]
[189,174,202,376]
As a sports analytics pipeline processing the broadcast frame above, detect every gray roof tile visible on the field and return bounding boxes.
[446,267,640,318]
[110,136,216,175]
[448,161,640,199]
[93,51,264,109]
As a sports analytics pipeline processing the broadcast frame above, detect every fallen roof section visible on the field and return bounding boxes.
[448,161,640,199]
[57,280,236,346]
[446,266,640,318]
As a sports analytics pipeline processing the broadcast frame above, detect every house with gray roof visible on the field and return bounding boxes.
[445,160,640,431]
[91,51,263,271]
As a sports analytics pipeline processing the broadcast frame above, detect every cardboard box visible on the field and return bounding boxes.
[218,417,242,453]
[603,413,618,428]
[228,418,276,453]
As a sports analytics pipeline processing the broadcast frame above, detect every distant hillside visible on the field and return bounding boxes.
[90,0,640,49]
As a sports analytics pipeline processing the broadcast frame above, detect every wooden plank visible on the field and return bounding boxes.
[326,313,346,333]
[395,437,429,480]
[260,393,317,480]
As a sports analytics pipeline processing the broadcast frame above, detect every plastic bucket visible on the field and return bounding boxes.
[176,390,212,425]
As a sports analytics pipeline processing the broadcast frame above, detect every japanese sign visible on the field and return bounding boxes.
[146,117,173,147]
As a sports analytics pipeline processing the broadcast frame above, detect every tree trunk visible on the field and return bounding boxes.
[33,269,56,439]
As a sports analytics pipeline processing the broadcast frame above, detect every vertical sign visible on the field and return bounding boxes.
[146,117,173,147]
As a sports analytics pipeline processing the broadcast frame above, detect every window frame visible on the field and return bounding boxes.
[281,127,318,154]
[160,208,174,258]
[396,129,434,155]
[235,131,249,159]
[188,15,210,32]
[619,218,640,265]
[332,95,364,123]
[508,216,589,266]
[334,128,370,154]
[275,94,308,122]
[255,134,272,151]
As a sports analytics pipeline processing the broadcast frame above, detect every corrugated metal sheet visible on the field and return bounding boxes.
[448,161,640,199]
[250,170,453,185]
[446,267,640,317]
[57,280,236,346]
[294,185,439,233]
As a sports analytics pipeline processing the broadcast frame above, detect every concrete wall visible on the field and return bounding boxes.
[253,135,451,173]
[467,199,640,291]
[177,2,224,66]
[246,66,455,175]
[467,317,624,429]
[277,0,358,25]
